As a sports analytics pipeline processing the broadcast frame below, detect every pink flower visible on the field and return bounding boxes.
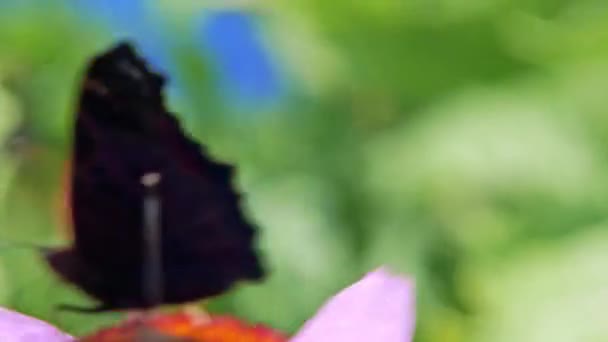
[0,267,415,341]
[290,267,416,342]
[0,308,73,342]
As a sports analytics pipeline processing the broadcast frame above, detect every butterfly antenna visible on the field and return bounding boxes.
[55,303,112,314]
[141,172,163,308]
[0,240,53,254]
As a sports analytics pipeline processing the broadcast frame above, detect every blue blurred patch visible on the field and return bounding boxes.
[199,11,283,110]
[71,0,144,30]
[70,0,171,75]
[57,2,284,111]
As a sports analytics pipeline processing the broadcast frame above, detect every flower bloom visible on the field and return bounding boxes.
[0,307,73,342]
[291,267,416,342]
[0,267,415,341]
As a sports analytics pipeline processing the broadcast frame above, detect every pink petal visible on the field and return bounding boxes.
[290,267,416,342]
[0,307,73,342]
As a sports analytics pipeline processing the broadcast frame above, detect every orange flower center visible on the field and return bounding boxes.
[81,312,287,342]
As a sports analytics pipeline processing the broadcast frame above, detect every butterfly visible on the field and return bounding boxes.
[44,42,265,312]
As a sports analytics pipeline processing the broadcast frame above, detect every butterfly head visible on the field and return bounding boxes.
[84,41,166,105]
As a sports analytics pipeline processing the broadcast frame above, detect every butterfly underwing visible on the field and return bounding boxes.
[45,42,265,311]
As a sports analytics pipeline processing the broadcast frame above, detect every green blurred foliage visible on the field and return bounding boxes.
[2,1,608,341]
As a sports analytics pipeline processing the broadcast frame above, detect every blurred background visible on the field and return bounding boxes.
[1,0,608,341]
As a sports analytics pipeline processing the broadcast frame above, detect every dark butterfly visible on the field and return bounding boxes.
[44,42,265,312]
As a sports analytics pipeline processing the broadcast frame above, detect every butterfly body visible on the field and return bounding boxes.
[45,43,264,311]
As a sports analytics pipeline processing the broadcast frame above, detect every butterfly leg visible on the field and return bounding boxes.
[55,303,113,313]
[182,302,211,325]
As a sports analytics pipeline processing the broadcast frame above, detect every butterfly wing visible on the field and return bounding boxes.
[47,43,264,309]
